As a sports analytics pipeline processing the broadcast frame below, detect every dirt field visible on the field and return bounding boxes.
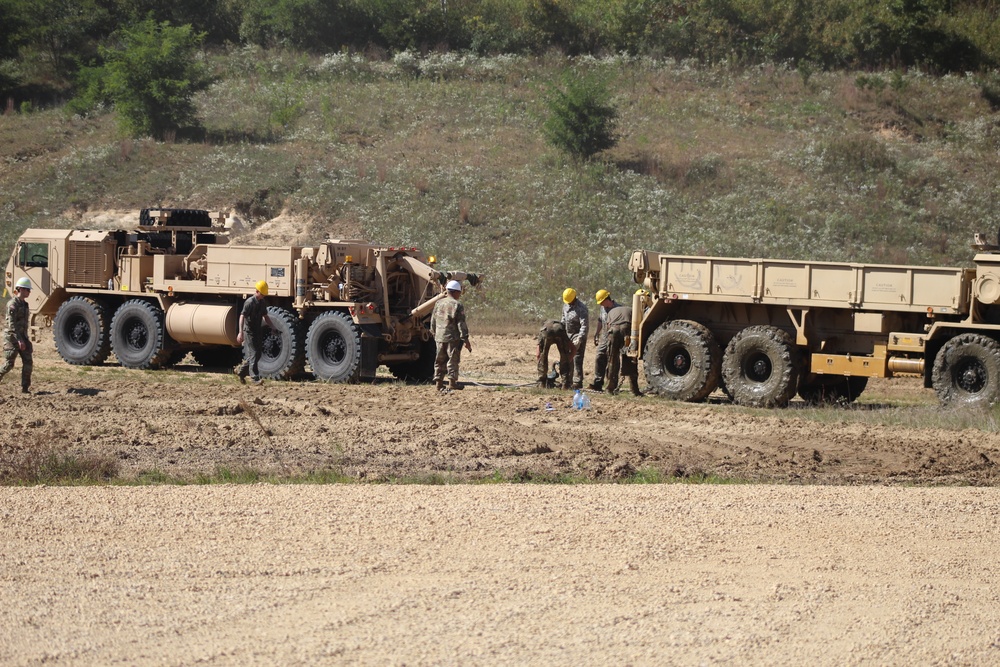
[2,333,1000,665]
[3,332,999,485]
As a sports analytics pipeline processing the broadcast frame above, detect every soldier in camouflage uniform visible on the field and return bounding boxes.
[605,305,642,397]
[561,288,588,390]
[431,280,471,391]
[589,290,620,392]
[0,277,34,394]
[536,319,575,389]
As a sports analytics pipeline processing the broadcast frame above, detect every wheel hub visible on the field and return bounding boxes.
[126,323,147,350]
[322,333,346,363]
[746,353,773,383]
[70,319,89,345]
[262,331,282,361]
[957,361,986,393]
[669,350,691,376]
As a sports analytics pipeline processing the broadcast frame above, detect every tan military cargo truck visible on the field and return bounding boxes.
[628,233,1000,408]
[4,208,479,382]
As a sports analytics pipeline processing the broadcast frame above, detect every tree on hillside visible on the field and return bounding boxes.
[542,70,618,162]
[99,18,212,138]
[104,0,241,44]
[0,0,25,60]
[12,0,108,73]
[238,0,357,49]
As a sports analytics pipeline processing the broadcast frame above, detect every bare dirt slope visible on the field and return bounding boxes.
[2,332,1000,665]
[3,332,999,485]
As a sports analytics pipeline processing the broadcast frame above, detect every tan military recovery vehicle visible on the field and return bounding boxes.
[628,233,1000,408]
[5,208,479,382]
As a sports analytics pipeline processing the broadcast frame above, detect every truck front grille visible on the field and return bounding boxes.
[67,242,106,287]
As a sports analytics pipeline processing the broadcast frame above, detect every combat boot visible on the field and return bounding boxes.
[449,379,461,391]
[21,384,30,395]
[588,379,603,392]
[435,378,446,391]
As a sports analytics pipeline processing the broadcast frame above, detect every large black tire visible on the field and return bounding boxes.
[932,333,1000,408]
[643,320,721,402]
[306,311,362,382]
[192,346,244,369]
[259,307,305,380]
[722,325,800,408]
[388,338,436,383]
[111,300,172,370]
[53,296,111,366]
[798,375,869,405]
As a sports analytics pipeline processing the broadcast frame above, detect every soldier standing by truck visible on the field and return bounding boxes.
[235,280,275,385]
[561,288,588,390]
[431,280,472,391]
[0,277,34,394]
[536,319,576,389]
[588,289,620,392]
[605,304,642,396]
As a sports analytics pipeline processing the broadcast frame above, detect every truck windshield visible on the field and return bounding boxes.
[18,242,48,269]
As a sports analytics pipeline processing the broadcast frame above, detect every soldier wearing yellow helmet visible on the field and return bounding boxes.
[235,280,275,385]
[588,289,620,392]
[560,287,588,390]
[0,277,34,393]
[604,302,642,397]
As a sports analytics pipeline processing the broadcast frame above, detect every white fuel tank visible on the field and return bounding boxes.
[165,303,238,345]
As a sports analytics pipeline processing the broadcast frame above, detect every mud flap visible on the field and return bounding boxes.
[359,324,381,380]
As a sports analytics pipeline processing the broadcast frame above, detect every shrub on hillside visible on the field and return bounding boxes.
[542,70,618,161]
[98,19,213,139]
[821,134,896,177]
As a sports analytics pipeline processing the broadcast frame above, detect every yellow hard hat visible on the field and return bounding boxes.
[595,289,610,304]
[255,280,269,296]
[562,288,576,304]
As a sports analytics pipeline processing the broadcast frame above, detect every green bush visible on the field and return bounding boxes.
[64,62,109,117]
[542,69,618,161]
[99,18,213,139]
[822,134,896,176]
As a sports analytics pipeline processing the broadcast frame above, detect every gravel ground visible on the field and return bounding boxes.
[2,485,999,666]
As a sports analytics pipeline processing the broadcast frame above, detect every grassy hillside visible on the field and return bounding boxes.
[3,49,1000,325]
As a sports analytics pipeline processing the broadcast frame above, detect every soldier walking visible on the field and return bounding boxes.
[536,319,575,389]
[588,289,620,392]
[235,280,275,385]
[605,304,642,396]
[0,277,34,394]
[561,288,588,390]
[431,280,471,391]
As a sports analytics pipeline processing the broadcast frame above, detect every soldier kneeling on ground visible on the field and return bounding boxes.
[536,319,576,389]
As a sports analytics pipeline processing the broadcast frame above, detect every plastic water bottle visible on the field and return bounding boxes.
[573,390,584,410]
[580,392,591,410]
